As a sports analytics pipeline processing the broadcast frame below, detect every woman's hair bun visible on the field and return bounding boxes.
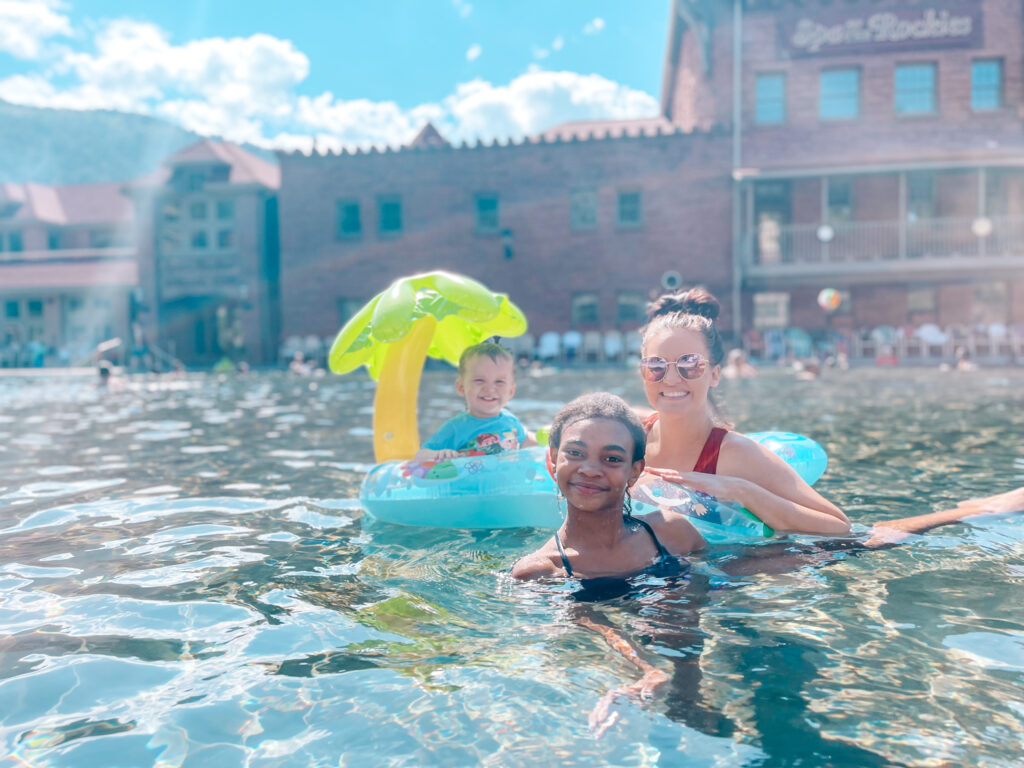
[646,287,720,322]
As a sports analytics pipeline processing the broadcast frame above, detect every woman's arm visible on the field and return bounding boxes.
[648,435,850,536]
[864,486,1024,546]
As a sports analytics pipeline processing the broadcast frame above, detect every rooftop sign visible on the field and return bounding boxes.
[783,5,982,58]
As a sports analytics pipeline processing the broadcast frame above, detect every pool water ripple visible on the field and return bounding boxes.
[0,368,1022,766]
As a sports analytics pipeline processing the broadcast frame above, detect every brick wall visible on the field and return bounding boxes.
[278,133,735,339]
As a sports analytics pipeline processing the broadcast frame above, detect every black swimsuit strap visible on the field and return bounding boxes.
[554,531,574,577]
[556,517,676,578]
[630,516,676,563]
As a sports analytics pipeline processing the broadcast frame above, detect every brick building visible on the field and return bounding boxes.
[278,0,1024,351]
[129,141,281,366]
[0,181,136,366]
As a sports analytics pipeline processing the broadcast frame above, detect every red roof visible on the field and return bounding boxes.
[537,116,677,143]
[0,258,138,290]
[0,182,132,225]
[167,140,281,188]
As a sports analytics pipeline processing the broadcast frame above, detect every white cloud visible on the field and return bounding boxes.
[465,43,481,62]
[583,17,605,35]
[452,0,472,18]
[434,70,659,144]
[62,21,308,119]
[1,14,658,152]
[0,0,71,59]
[532,46,549,60]
[294,92,422,150]
[551,35,564,52]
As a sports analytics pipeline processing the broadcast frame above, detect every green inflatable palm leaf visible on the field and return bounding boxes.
[329,271,528,379]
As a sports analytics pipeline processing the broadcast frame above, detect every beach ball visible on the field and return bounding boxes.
[817,288,841,312]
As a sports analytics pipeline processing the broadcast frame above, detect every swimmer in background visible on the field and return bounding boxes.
[721,348,758,380]
[414,342,536,461]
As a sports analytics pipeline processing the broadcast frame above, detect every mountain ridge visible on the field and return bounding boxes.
[0,100,273,186]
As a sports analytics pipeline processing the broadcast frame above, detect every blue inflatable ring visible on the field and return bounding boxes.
[359,432,827,536]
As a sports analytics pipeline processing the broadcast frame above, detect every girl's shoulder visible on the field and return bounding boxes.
[638,509,705,555]
[510,541,562,580]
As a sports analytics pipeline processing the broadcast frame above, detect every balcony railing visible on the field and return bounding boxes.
[0,246,136,263]
[745,216,1024,271]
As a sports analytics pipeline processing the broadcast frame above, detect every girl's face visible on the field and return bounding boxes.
[640,327,720,416]
[552,418,644,514]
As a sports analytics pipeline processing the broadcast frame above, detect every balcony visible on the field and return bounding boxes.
[743,216,1024,284]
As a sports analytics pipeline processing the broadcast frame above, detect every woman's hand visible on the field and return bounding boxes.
[644,467,744,502]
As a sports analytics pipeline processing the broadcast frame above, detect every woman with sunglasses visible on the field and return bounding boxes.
[638,288,851,536]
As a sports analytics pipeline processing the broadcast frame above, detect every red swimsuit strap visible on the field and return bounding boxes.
[693,427,728,475]
[645,413,727,474]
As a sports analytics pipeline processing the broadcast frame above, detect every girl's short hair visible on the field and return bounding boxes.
[548,392,646,463]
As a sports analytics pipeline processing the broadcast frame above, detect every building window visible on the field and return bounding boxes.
[571,292,600,326]
[570,188,598,231]
[89,229,113,248]
[48,231,60,250]
[8,231,23,252]
[216,200,235,220]
[27,299,43,317]
[475,193,499,233]
[819,68,860,120]
[5,301,18,318]
[907,172,935,220]
[617,190,642,227]
[378,196,402,234]
[188,173,205,192]
[163,200,181,222]
[827,179,853,223]
[895,63,936,115]
[160,230,182,252]
[336,200,362,238]
[753,292,789,329]
[755,73,786,125]
[616,292,645,325]
[972,281,1008,325]
[972,59,1003,111]
[907,287,936,314]
[217,230,234,249]
[190,201,208,220]
[191,231,208,249]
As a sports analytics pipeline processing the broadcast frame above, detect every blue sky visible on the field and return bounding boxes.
[0,0,671,150]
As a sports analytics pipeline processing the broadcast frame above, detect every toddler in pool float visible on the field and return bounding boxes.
[414,342,534,461]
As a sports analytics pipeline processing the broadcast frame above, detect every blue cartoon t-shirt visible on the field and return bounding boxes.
[422,409,527,455]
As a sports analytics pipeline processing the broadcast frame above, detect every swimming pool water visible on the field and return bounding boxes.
[1,367,1022,767]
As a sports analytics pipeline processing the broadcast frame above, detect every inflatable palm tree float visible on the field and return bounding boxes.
[328,271,528,462]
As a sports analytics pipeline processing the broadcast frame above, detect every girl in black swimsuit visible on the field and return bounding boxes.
[512,392,704,583]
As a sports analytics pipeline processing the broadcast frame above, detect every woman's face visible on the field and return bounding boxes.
[553,417,644,514]
[640,327,721,416]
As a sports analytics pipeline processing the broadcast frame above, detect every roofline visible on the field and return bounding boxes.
[275,123,727,161]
